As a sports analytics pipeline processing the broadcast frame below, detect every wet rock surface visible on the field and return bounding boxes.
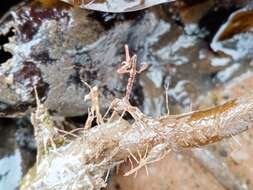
[0,1,149,117]
[1,0,251,117]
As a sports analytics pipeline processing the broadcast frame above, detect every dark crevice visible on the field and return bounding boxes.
[0,0,21,65]
[0,28,14,64]
[66,115,87,126]
[88,11,144,30]
[0,0,22,17]
[199,5,238,44]
[0,101,32,117]
[16,117,37,152]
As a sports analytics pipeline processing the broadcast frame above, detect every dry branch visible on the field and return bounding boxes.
[20,95,253,190]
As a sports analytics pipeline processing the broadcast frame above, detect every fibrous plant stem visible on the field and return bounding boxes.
[21,95,253,190]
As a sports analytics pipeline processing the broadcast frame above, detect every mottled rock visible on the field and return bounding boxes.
[1,0,251,118]
[0,1,155,117]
